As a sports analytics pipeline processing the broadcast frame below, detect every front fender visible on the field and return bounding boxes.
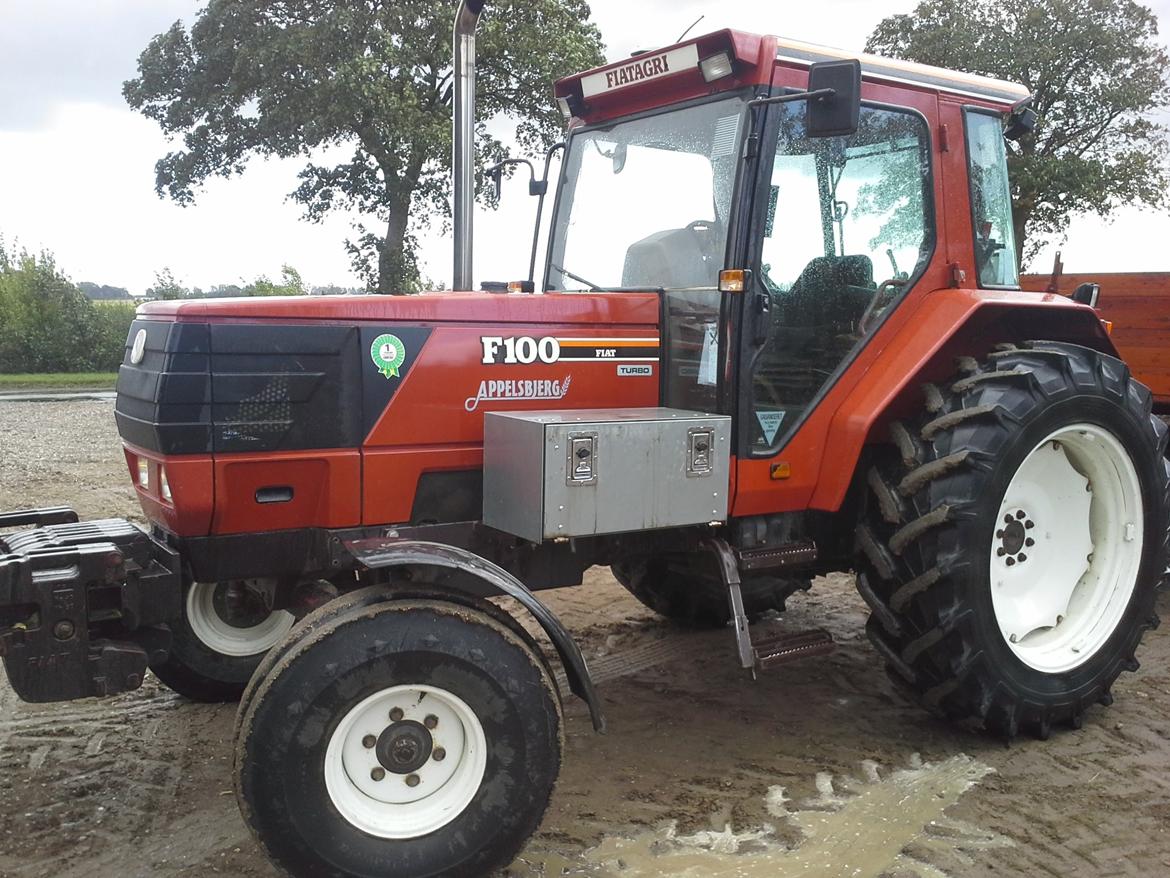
[344,538,605,732]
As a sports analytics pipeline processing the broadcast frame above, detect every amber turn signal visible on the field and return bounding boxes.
[770,461,791,480]
[719,269,748,293]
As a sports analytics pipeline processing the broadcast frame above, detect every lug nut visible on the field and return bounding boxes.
[405,774,420,787]
[424,714,439,730]
[997,547,1006,557]
[1016,510,1027,520]
[362,735,376,749]
[1018,554,1027,563]
[1025,537,1035,547]
[371,767,386,782]
[432,747,446,762]
[52,620,75,641]
[389,707,404,722]
[1006,557,1016,567]
[1004,514,1014,525]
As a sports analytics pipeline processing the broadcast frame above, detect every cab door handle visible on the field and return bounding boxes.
[752,292,772,345]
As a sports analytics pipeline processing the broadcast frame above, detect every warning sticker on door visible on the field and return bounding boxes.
[756,409,785,444]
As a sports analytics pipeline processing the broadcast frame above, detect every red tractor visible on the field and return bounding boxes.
[2,3,1167,876]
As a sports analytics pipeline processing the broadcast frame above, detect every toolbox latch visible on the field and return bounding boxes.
[687,427,716,477]
[566,433,598,486]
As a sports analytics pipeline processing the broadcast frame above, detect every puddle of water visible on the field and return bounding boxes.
[514,754,1010,878]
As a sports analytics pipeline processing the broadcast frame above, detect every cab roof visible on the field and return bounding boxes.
[773,36,1029,105]
[554,29,1028,125]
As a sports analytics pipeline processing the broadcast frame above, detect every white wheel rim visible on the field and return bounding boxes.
[185,581,294,657]
[990,423,1144,673]
[324,684,488,839]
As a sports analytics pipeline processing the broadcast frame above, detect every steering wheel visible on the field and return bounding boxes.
[857,278,908,336]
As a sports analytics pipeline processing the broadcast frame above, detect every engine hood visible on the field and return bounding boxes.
[137,290,660,326]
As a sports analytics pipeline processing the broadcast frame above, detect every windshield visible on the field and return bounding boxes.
[545,94,748,292]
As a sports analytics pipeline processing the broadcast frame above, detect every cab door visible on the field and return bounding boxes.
[733,91,940,512]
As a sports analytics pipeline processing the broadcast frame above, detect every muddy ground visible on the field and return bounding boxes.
[1,399,1169,877]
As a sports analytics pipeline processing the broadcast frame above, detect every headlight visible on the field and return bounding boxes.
[137,457,149,488]
[159,466,172,502]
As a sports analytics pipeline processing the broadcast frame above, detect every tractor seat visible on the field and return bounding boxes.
[781,255,876,328]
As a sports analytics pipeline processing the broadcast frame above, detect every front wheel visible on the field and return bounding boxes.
[857,342,1169,738]
[235,598,562,878]
[149,580,294,702]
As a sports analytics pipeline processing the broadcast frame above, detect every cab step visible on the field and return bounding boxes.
[735,540,817,571]
[705,537,834,676]
[752,629,835,669]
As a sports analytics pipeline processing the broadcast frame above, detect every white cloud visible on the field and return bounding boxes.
[0,103,358,292]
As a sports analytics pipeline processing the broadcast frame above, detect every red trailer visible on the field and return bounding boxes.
[1021,271,1170,411]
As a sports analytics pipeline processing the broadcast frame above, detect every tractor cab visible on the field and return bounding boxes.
[535,31,1035,485]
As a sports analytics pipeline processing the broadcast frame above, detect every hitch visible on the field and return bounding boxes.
[0,511,181,702]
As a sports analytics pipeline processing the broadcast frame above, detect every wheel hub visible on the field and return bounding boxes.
[995,511,1034,564]
[325,684,487,839]
[377,720,433,774]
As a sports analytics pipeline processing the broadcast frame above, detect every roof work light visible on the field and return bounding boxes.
[700,51,734,83]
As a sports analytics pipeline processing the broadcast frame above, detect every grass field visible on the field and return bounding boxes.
[0,372,118,391]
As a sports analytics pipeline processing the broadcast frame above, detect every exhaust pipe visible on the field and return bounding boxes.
[453,0,485,291]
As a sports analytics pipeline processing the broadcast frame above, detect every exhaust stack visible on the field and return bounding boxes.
[453,0,485,291]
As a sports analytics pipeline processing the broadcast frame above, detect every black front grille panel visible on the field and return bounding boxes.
[116,321,363,454]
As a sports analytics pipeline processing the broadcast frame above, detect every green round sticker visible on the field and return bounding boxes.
[371,333,406,379]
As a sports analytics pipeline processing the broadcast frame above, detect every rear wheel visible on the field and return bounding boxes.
[612,554,810,628]
[150,580,294,702]
[857,342,1169,737]
[235,598,562,878]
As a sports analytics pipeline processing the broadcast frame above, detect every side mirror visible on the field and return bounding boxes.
[807,59,861,138]
[1004,106,1037,141]
[1071,282,1100,308]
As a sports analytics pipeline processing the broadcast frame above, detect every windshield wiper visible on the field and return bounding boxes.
[550,262,603,292]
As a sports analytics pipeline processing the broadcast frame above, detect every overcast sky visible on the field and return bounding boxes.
[0,0,1168,293]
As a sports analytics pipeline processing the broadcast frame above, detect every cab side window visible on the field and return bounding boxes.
[750,103,934,451]
[965,111,1019,287]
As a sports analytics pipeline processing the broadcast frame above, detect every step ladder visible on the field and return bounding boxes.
[704,538,835,676]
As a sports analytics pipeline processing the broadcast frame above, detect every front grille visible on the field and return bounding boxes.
[115,320,363,454]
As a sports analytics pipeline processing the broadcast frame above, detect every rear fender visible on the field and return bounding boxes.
[344,538,605,732]
[810,289,1118,512]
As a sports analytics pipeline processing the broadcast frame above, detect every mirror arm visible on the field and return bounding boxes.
[485,157,537,200]
[529,142,566,285]
[748,87,836,108]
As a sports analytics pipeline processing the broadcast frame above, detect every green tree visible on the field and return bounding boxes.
[146,267,189,300]
[92,301,139,371]
[0,243,132,373]
[124,0,604,294]
[866,0,1170,265]
[241,264,309,296]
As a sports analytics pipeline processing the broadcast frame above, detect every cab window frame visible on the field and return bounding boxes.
[737,97,938,459]
[541,88,755,295]
[962,106,1021,291]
